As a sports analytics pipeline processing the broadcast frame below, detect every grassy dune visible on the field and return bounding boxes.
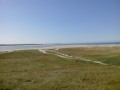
[0,47,120,90]
[59,46,120,66]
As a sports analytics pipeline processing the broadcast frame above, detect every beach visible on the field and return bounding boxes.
[41,44,120,49]
[0,44,120,52]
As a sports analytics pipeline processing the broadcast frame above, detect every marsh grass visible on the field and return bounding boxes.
[0,49,120,90]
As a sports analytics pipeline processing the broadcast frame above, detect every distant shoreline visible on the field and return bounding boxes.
[0,44,120,52]
[42,44,120,49]
[0,44,44,46]
[0,42,120,46]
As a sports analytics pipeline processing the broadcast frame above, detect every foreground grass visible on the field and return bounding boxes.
[0,49,120,90]
[59,46,120,66]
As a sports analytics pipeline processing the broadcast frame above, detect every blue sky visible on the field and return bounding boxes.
[0,0,120,44]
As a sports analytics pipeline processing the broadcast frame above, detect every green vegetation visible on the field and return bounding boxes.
[59,46,120,66]
[0,47,120,90]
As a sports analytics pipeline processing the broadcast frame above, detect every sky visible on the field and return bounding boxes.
[0,0,120,44]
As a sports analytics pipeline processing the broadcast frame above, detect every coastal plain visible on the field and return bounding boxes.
[0,46,120,90]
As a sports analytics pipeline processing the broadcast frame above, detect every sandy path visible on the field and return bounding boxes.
[39,49,107,65]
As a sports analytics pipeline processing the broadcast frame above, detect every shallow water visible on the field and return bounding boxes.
[0,45,50,51]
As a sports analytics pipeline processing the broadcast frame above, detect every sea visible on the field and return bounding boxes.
[0,42,120,51]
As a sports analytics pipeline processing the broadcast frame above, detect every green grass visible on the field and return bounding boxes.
[0,48,120,90]
[59,46,120,66]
